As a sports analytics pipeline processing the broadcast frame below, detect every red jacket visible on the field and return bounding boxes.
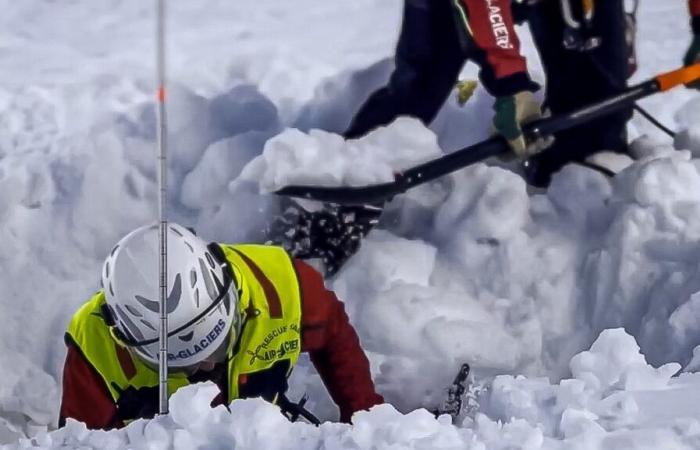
[59,259,383,429]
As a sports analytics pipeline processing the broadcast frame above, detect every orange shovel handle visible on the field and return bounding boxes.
[656,63,700,91]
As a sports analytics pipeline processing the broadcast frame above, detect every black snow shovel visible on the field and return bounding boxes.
[269,63,700,274]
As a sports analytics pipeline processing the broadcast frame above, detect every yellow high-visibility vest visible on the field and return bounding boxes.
[66,244,302,406]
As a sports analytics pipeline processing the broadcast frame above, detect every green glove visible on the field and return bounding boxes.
[493,91,549,159]
[684,34,700,88]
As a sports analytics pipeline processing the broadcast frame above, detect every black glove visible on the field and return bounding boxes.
[112,383,160,422]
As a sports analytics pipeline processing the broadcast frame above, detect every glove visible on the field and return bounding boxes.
[112,383,160,422]
[684,33,700,89]
[493,90,549,159]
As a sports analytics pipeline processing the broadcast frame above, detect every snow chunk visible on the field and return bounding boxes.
[0,352,58,444]
[684,346,700,373]
[434,165,529,242]
[570,329,680,392]
[241,117,442,192]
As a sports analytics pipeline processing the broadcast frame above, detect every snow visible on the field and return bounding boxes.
[7,331,700,449]
[241,117,442,192]
[0,0,699,448]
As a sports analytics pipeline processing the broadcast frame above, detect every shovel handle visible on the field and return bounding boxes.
[656,63,700,91]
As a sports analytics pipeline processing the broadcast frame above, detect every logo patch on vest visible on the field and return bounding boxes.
[247,324,300,365]
[168,318,227,361]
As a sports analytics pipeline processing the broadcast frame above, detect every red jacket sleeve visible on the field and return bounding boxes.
[691,0,700,32]
[59,338,122,430]
[455,0,537,96]
[295,259,384,422]
[691,0,700,17]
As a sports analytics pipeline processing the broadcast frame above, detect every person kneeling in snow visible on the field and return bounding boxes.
[59,223,383,429]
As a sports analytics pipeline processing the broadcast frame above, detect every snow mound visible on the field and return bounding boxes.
[2,1,700,448]
[0,352,58,444]
[570,329,681,393]
[480,329,700,446]
[10,383,472,450]
[7,331,700,450]
[240,117,442,192]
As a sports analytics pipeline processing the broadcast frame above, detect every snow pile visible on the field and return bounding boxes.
[6,330,700,450]
[8,388,471,450]
[237,122,700,424]
[5,76,700,448]
[241,117,442,192]
[298,146,699,409]
[480,329,700,448]
[1,0,700,448]
[0,353,58,444]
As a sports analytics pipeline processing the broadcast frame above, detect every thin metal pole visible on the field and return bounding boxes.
[156,0,169,415]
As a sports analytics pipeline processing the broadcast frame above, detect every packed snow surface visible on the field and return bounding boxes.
[0,0,699,449]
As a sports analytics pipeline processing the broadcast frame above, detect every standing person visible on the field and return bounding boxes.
[345,0,548,160]
[523,0,700,187]
[272,0,700,273]
[59,223,382,429]
[524,0,631,186]
[269,0,549,274]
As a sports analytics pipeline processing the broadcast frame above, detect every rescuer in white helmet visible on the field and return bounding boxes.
[59,223,382,428]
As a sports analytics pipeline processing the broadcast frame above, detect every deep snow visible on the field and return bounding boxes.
[0,0,699,448]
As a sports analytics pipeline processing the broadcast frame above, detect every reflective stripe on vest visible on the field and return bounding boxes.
[66,244,302,405]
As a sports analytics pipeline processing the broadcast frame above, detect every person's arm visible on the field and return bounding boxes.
[294,259,383,423]
[59,337,122,430]
[454,0,546,158]
[454,0,538,96]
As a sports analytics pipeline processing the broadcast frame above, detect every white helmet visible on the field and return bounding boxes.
[101,223,241,369]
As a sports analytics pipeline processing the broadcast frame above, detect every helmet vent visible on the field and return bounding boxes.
[167,273,182,313]
[134,273,182,314]
[170,226,183,237]
[222,291,231,314]
[115,305,145,341]
[190,269,197,288]
[140,320,156,331]
[124,304,142,317]
[109,282,115,297]
[212,270,224,298]
[179,331,194,342]
[135,295,159,313]
[110,245,119,257]
[205,253,215,269]
[105,261,111,278]
[194,288,200,308]
[185,242,194,253]
[199,259,218,300]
